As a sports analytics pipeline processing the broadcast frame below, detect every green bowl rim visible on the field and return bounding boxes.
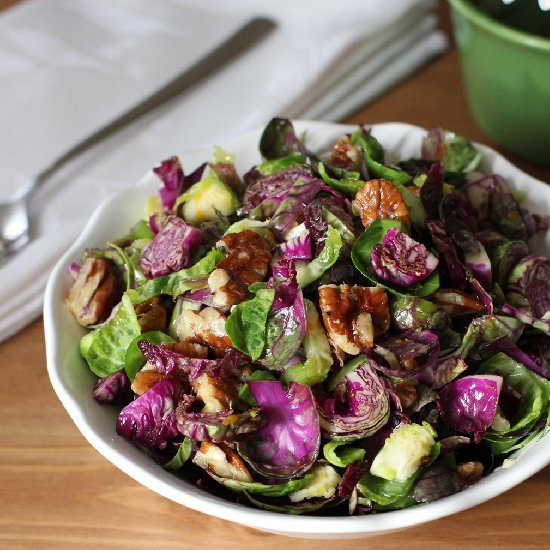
[448,0,550,51]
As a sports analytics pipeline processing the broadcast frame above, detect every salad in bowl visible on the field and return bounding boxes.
[45,118,550,536]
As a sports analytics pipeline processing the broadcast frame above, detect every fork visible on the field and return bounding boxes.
[0,17,275,263]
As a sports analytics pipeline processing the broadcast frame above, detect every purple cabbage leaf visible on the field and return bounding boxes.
[505,255,550,334]
[139,216,203,279]
[371,226,439,287]
[116,377,183,449]
[237,380,320,478]
[437,374,503,440]
[317,356,390,442]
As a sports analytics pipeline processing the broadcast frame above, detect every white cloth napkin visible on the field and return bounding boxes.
[0,0,447,342]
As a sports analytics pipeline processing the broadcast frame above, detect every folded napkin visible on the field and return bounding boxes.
[0,0,447,342]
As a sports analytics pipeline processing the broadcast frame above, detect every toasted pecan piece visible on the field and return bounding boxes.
[194,373,240,413]
[208,229,271,307]
[352,178,410,230]
[161,341,208,358]
[135,296,167,332]
[131,370,168,395]
[394,381,418,409]
[318,284,390,354]
[330,135,362,171]
[131,342,208,395]
[66,257,119,326]
[176,306,233,354]
[193,441,253,482]
[430,289,485,316]
[456,461,484,486]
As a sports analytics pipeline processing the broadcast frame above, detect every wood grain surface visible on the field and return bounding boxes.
[1,2,549,549]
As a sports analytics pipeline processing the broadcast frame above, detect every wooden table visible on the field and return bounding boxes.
[1,2,549,549]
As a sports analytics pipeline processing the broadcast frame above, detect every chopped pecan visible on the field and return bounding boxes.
[161,341,208,359]
[193,441,253,482]
[135,296,167,332]
[352,178,410,230]
[318,284,390,354]
[208,229,271,306]
[394,381,418,408]
[330,135,362,171]
[66,257,119,326]
[176,306,232,353]
[456,461,484,486]
[430,289,485,316]
[131,370,168,395]
[131,341,208,395]
[194,373,240,413]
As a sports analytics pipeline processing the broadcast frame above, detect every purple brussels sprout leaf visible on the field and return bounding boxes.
[437,375,502,439]
[476,230,529,289]
[464,172,507,222]
[491,336,550,381]
[375,330,440,372]
[338,461,369,499]
[153,156,183,213]
[259,117,306,160]
[93,370,132,405]
[269,176,324,235]
[237,381,320,478]
[262,260,307,369]
[304,202,328,256]
[420,162,444,219]
[409,462,461,504]
[317,356,390,442]
[279,231,312,261]
[421,128,446,162]
[241,166,313,218]
[371,227,439,287]
[183,284,217,308]
[501,304,550,335]
[468,276,493,315]
[421,129,481,175]
[524,211,550,237]
[440,189,480,248]
[139,216,203,279]
[439,435,471,455]
[138,340,244,381]
[116,378,183,448]
[177,407,264,443]
[463,239,492,291]
[507,255,550,320]
[427,357,469,389]
[427,220,466,290]
[153,158,205,214]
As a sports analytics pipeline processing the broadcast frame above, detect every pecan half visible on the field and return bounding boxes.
[193,441,252,482]
[176,306,232,353]
[330,135,362,171]
[135,296,167,332]
[318,284,390,354]
[208,229,271,306]
[394,381,418,409]
[456,461,484,486]
[352,178,410,230]
[66,257,119,326]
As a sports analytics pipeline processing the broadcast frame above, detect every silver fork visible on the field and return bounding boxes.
[0,17,275,263]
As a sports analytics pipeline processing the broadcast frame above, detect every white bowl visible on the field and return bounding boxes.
[44,121,550,539]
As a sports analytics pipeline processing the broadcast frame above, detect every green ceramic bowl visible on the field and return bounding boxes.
[448,0,550,165]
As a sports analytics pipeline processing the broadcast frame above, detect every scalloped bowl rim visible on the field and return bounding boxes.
[44,120,550,539]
